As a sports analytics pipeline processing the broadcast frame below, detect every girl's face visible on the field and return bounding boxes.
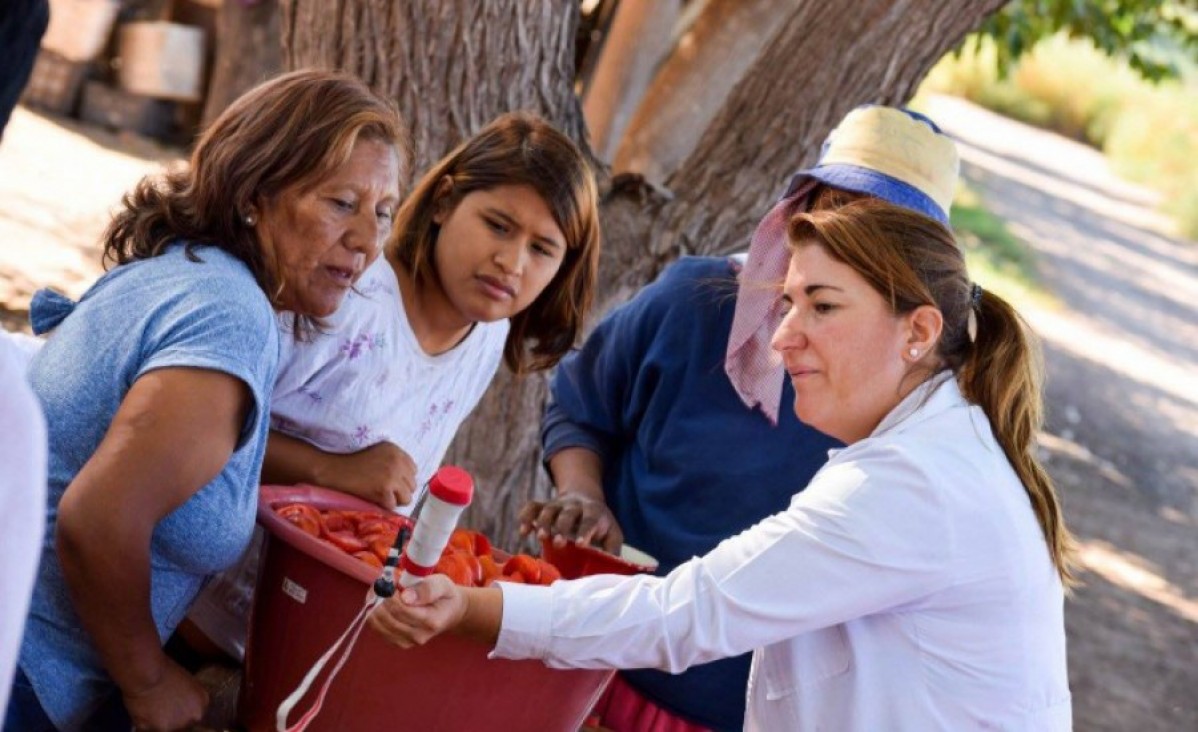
[770,243,916,444]
[431,184,567,324]
[257,138,400,316]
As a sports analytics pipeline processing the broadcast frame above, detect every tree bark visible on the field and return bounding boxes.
[201,0,282,130]
[581,0,680,163]
[280,0,589,179]
[613,0,799,184]
[280,0,1006,549]
[622,0,1009,282]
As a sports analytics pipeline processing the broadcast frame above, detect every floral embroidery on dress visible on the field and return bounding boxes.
[340,332,385,360]
[351,424,373,448]
[417,399,456,440]
[354,279,388,298]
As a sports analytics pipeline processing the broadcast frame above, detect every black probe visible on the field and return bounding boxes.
[373,525,411,599]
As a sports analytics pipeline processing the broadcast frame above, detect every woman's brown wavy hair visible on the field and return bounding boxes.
[101,69,411,308]
[389,112,600,374]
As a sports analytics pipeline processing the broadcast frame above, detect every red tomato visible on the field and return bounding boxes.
[354,551,383,569]
[360,526,397,549]
[458,551,483,586]
[471,532,492,557]
[324,529,368,554]
[354,513,399,535]
[279,503,510,585]
[321,510,353,535]
[435,551,475,587]
[276,504,321,537]
[447,529,475,555]
[478,554,502,585]
[448,529,492,558]
[503,554,542,584]
[536,559,561,586]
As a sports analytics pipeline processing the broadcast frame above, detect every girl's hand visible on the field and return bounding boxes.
[264,434,417,510]
[324,441,418,510]
[368,575,469,648]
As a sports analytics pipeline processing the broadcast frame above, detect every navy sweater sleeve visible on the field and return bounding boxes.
[542,257,682,465]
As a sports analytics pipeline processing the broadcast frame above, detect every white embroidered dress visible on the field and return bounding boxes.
[270,255,508,509]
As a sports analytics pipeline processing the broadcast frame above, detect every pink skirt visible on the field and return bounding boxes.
[585,673,712,732]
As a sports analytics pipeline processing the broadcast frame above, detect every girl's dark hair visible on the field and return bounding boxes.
[102,69,411,305]
[389,112,600,374]
[789,199,1077,585]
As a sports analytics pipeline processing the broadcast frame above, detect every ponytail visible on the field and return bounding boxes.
[956,291,1078,585]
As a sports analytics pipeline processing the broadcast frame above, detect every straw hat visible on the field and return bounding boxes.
[784,105,958,224]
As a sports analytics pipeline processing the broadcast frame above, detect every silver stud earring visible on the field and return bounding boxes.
[908,348,919,358]
[243,213,257,227]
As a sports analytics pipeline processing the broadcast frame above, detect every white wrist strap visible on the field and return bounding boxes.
[275,589,382,731]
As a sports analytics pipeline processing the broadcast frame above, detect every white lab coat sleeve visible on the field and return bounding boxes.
[493,443,956,672]
[0,334,48,711]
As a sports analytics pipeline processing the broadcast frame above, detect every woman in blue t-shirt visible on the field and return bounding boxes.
[5,70,410,732]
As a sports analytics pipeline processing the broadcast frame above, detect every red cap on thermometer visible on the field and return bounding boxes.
[399,466,474,588]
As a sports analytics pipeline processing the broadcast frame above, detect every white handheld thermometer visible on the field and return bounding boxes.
[398,466,474,588]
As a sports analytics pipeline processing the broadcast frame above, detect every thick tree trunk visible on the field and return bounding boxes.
[280,0,1005,549]
[201,0,282,130]
[280,0,589,178]
[581,0,680,163]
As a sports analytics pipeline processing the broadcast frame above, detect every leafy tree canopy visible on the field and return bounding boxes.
[977,0,1198,80]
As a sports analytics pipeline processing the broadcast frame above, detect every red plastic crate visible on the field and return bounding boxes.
[239,485,631,732]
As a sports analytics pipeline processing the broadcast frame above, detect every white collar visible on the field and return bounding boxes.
[871,371,961,439]
[824,372,964,461]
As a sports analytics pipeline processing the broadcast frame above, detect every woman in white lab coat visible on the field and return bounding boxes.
[369,199,1077,731]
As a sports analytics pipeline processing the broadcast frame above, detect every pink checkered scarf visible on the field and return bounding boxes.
[724,180,817,425]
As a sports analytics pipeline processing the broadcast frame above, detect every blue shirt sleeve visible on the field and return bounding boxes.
[134,263,278,450]
[542,262,684,465]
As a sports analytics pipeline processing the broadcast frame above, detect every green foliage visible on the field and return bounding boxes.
[976,0,1198,81]
[925,35,1198,240]
[926,35,1141,146]
[1104,90,1198,238]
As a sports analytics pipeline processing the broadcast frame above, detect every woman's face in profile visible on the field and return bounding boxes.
[255,138,401,316]
[771,242,913,443]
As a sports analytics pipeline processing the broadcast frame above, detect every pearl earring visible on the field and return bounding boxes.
[243,213,257,227]
[908,348,919,358]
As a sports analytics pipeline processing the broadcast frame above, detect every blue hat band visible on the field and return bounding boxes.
[786,163,949,225]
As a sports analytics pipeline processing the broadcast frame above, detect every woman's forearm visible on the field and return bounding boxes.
[546,447,606,501]
[54,367,248,695]
[459,587,504,646]
[262,430,332,486]
[56,510,169,695]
